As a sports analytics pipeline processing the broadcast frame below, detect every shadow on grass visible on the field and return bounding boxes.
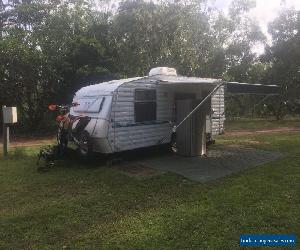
[54,145,173,170]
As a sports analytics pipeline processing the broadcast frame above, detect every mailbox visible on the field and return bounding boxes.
[2,106,18,124]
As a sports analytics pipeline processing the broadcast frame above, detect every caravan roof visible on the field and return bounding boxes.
[74,67,279,97]
[152,75,221,86]
[75,77,144,96]
[75,74,221,97]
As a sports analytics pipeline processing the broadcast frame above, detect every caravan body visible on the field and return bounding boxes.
[67,67,279,156]
[206,86,225,137]
[69,68,220,155]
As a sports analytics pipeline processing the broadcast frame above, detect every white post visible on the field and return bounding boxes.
[2,106,9,156]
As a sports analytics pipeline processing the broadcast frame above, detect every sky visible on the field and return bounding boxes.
[211,0,300,53]
[212,0,300,33]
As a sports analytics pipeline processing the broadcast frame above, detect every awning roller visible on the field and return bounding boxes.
[225,82,280,95]
[158,78,280,96]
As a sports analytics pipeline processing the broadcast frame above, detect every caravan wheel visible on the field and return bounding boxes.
[170,132,177,153]
[76,131,92,158]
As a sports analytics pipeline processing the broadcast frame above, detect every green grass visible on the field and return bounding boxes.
[225,117,300,131]
[1,133,300,249]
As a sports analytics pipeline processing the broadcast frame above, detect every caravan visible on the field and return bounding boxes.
[55,67,279,157]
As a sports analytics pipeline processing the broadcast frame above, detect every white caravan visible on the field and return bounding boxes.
[64,67,278,157]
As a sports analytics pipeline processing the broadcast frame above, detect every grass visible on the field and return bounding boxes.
[225,117,300,131]
[1,128,300,249]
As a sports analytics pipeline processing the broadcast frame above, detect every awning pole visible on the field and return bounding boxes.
[157,81,224,145]
[174,81,224,132]
[250,95,272,118]
[253,94,272,109]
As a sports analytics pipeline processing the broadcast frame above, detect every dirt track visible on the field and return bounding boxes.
[0,127,300,148]
[223,127,300,137]
[0,136,55,148]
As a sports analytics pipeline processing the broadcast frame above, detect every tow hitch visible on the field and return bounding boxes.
[37,145,60,172]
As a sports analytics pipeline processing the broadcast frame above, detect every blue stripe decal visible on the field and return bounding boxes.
[113,120,171,128]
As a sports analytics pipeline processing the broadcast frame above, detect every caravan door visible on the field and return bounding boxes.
[175,97,209,156]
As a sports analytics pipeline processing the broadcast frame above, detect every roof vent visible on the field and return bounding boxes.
[149,67,177,77]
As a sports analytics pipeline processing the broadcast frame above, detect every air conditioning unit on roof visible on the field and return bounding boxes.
[148,67,177,77]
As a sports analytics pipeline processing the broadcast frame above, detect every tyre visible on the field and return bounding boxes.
[75,130,92,159]
[170,132,177,153]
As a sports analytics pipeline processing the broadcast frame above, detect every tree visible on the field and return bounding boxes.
[263,8,300,117]
[0,0,113,129]
[1,0,288,130]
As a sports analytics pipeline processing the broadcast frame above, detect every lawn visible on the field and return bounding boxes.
[225,117,300,131]
[0,131,300,249]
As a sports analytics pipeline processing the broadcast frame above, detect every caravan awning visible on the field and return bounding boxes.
[225,82,280,95]
[153,75,280,96]
[156,76,221,87]
[154,76,222,92]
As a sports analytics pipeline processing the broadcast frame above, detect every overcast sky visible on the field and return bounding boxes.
[211,0,300,36]
[209,0,300,54]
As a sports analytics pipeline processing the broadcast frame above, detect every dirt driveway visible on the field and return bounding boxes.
[1,127,300,148]
[222,127,300,137]
[0,135,55,148]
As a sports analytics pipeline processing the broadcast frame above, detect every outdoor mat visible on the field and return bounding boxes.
[139,145,282,183]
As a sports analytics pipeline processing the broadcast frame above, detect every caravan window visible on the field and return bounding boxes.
[135,89,156,122]
[72,96,105,113]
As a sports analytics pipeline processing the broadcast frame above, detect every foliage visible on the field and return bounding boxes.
[0,0,114,130]
[0,0,299,130]
[263,8,300,118]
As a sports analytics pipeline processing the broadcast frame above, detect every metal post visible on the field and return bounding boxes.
[2,106,9,156]
[3,124,9,156]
